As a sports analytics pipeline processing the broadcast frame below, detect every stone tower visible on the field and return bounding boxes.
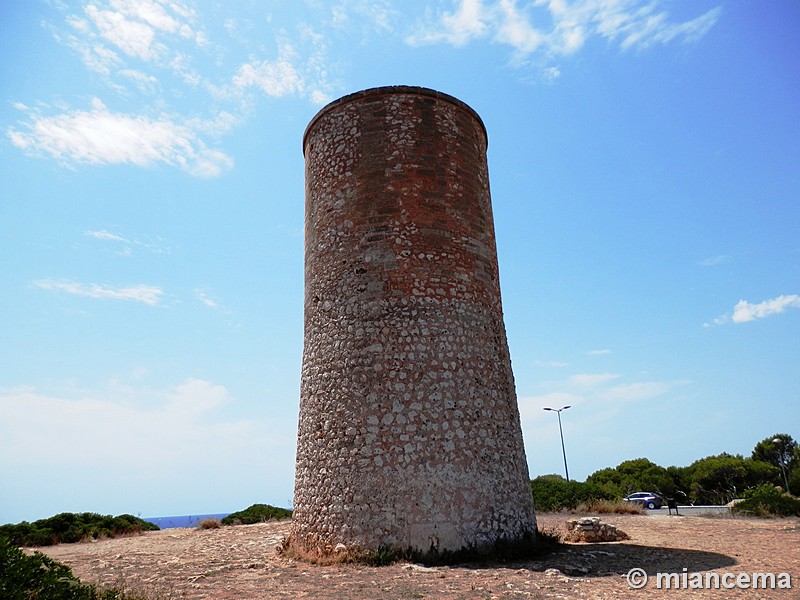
[290,86,536,556]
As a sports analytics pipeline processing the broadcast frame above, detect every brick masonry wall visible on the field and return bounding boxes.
[290,86,536,555]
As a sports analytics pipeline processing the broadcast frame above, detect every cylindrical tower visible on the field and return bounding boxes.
[291,86,535,556]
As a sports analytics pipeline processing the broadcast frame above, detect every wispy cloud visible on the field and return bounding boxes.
[698,255,728,267]
[85,229,171,254]
[194,288,227,311]
[64,0,205,75]
[8,98,233,177]
[330,0,398,33]
[229,30,333,105]
[568,372,620,386]
[232,50,305,98]
[534,359,570,368]
[86,229,128,243]
[597,381,672,402]
[12,1,335,176]
[519,371,683,424]
[710,294,800,325]
[425,0,488,46]
[587,349,612,356]
[34,278,164,305]
[408,0,721,69]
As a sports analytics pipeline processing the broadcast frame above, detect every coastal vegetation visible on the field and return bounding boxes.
[0,512,158,547]
[0,536,163,600]
[221,503,292,525]
[531,432,800,515]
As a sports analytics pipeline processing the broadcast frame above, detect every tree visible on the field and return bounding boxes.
[586,458,679,499]
[751,434,798,491]
[686,453,779,504]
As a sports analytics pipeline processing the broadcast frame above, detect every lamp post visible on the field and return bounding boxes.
[773,437,790,491]
[544,405,571,481]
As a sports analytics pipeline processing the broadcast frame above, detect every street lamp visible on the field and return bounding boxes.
[544,405,571,481]
[773,437,790,491]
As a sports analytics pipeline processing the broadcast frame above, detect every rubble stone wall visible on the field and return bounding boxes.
[290,86,536,555]
[565,518,629,543]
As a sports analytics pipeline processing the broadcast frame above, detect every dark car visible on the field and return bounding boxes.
[623,492,664,509]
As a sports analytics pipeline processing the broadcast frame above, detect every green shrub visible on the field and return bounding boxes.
[0,536,175,599]
[530,475,613,512]
[0,513,159,547]
[1,535,104,599]
[220,504,292,525]
[732,485,800,517]
[742,483,783,500]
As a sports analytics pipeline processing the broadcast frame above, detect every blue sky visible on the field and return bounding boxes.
[1,0,798,524]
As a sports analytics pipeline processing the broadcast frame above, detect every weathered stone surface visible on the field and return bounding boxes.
[290,86,536,555]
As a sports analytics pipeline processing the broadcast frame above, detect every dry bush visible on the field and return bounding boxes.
[576,499,645,515]
[280,528,561,567]
[197,518,221,530]
[279,536,371,565]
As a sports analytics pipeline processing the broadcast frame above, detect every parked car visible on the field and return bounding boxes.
[623,492,664,509]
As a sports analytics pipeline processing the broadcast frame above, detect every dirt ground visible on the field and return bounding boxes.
[37,513,800,599]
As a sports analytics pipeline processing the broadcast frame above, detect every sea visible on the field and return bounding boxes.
[143,513,231,529]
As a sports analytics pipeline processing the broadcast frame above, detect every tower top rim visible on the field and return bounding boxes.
[302,86,487,156]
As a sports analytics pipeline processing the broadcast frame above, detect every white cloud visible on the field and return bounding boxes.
[597,381,671,402]
[408,0,488,46]
[587,349,612,356]
[710,294,800,325]
[567,372,620,386]
[618,4,721,50]
[409,0,721,67]
[86,229,129,243]
[118,68,159,93]
[534,359,570,368]
[194,288,226,311]
[34,278,164,305]
[519,372,683,425]
[59,0,205,86]
[85,229,171,254]
[518,391,580,422]
[495,0,546,56]
[228,30,333,105]
[233,56,304,97]
[7,99,233,177]
[26,1,334,176]
[543,65,561,80]
[331,0,398,33]
[0,379,293,475]
[732,295,800,323]
[442,0,489,45]
[85,3,163,61]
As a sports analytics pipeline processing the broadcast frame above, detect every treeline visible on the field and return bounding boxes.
[0,512,158,547]
[532,433,800,511]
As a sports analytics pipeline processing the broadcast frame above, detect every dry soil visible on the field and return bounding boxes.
[36,512,800,599]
